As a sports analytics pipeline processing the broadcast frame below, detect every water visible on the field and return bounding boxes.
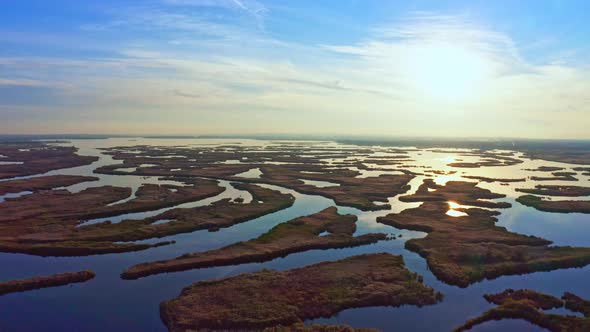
[234,167,263,179]
[0,138,589,331]
[0,191,32,203]
[301,179,340,188]
[78,180,253,226]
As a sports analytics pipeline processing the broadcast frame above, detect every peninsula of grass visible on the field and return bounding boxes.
[378,180,590,287]
[0,270,95,296]
[516,185,590,197]
[0,175,98,195]
[122,207,386,279]
[454,289,590,332]
[516,195,590,213]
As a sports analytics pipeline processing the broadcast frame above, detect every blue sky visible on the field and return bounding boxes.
[1,0,589,138]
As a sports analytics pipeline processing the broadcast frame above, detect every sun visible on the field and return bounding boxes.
[404,42,492,103]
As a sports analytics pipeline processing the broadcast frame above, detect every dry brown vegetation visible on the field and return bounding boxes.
[531,171,579,181]
[0,143,97,179]
[0,179,226,255]
[446,151,523,168]
[462,175,526,183]
[516,185,590,197]
[67,183,295,244]
[0,175,98,195]
[573,167,590,176]
[516,195,590,214]
[378,180,590,287]
[160,253,441,331]
[122,207,386,279]
[0,270,95,296]
[262,323,379,331]
[454,289,590,332]
[94,145,415,210]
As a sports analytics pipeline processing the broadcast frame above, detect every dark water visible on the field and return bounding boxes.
[0,138,589,332]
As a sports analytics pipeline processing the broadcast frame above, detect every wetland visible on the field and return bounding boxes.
[1,137,589,331]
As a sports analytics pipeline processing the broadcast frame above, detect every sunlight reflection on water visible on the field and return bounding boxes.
[0,137,589,332]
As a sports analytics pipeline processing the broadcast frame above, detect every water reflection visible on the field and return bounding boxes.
[301,179,340,188]
[79,180,252,227]
[234,167,262,179]
[0,137,589,332]
[447,202,469,217]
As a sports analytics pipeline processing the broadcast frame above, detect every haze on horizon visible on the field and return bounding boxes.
[1,1,589,139]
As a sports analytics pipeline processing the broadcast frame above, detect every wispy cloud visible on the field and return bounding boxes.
[0,78,65,88]
[163,0,268,26]
[323,12,526,76]
[1,6,588,138]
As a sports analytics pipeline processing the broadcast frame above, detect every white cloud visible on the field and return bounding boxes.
[0,78,65,88]
[163,0,268,25]
[1,10,588,138]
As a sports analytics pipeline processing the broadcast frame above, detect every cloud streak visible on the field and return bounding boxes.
[163,0,268,25]
[0,5,588,138]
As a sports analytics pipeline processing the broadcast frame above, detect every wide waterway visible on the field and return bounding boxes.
[0,138,589,331]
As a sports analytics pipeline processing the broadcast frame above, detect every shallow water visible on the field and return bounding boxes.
[234,167,263,179]
[0,138,589,331]
[301,179,340,188]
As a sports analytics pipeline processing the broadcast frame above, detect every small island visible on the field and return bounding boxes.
[524,166,565,172]
[516,185,590,197]
[454,289,590,332]
[462,175,525,183]
[573,167,590,176]
[531,171,579,181]
[0,270,95,296]
[446,151,522,168]
[516,195,590,213]
[160,253,441,331]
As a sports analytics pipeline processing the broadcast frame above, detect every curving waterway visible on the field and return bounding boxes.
[0,138,589,331]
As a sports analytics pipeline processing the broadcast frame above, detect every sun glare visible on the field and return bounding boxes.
[447,201,469,217]
[405,43,491,103]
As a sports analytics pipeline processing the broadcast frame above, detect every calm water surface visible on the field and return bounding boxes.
[0,138,588,331]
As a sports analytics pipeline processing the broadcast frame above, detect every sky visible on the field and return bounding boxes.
[1,0,589,139]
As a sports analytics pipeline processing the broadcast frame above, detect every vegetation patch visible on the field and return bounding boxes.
[122,207,386,279]
[378,180,590,287]
[0,270,95,296]
[160,253,441,331]
[454,289,590,332]
[516,194,590,213]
